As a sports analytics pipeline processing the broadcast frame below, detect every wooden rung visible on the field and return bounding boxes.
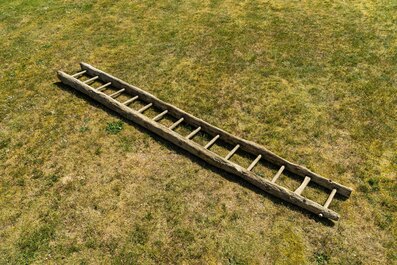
[72,70,86,78]
[225,144,240,160]
[83,76,99,84]
[153,110,168,121]
[96,82,111,91]
[295,176,311,195]
[109,88,125,98]
[123,96,139,105]
[271,165,285,183]
[204,135,219,149]
[186,127,201,139]
[324,189,337,209]
[169,118,184,130]
[247,155,262,171]
[137,103,153,113]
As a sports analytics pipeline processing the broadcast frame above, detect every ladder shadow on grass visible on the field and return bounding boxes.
[55,81,337,226]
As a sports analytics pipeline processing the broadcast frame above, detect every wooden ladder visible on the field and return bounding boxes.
[58,63,352,221]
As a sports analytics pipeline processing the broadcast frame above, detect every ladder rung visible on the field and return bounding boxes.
[204,135,219,149]
[271,165,285,183]
[109,88,125,98]
[169,118,184,130]
[225,144,240,160]
[137,103,153,113]
[72,70,86,78]
[295,176,311,195]
[324,189,337,209]
[83,76,99,84]
[186,127,201,139]
[153,110,168,121]
[247,154,262,171]
[123,96,139,105]
[96,82,111,91]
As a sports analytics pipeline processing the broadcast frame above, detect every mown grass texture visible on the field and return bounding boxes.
[0,0,396,264]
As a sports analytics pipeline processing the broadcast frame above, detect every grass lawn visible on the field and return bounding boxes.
[0,0,396,264]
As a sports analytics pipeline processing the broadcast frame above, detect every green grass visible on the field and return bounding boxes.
[106,121,124,134]
[0,0,396,264]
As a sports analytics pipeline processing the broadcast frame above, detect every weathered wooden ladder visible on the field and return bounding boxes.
[58,63,352,221]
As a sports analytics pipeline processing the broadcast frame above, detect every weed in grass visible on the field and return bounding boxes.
[0,137,10,149]
[367,178,380,191]
[79,126,89,132]
[226,255,247,265]
[118,135,136,152]
[15,177,25,187]
[49,174,59,184]
[129,225,148,245]
[314,252,329,265]
[105,121,123,134]
[173,227,195,243]
[94,145,102,155]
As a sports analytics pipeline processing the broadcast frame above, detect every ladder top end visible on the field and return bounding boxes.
[80,62,92,69]
[57,70,68,79]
